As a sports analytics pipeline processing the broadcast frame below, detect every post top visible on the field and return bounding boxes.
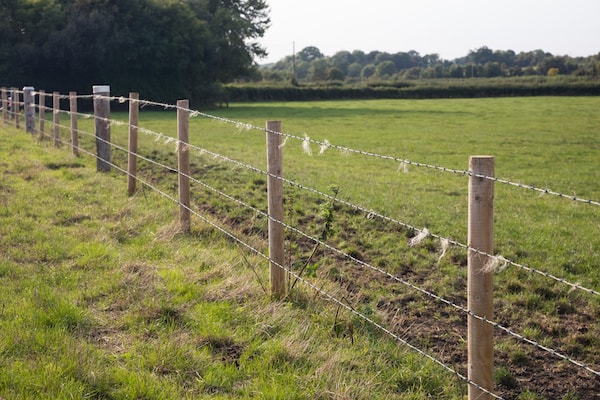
[23,86,34,90]
[93,85,110,94]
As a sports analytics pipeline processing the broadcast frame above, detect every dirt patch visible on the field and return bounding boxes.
[197,335,244,366]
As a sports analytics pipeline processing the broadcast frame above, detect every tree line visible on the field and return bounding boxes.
[0,0,269,106]
[259,46,600,83]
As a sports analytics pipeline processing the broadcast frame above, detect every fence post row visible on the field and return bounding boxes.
[177,99,191,233]
[467,155,495,400]
[38,90,45,137]
[1,88,7,124]
[23,86,36,134]
[127,93,139,196]
[266,120,286,299]
[93,85,111,172]
[4,88,505,397]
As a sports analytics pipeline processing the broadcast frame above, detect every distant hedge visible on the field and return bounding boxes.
[224,80,600,102]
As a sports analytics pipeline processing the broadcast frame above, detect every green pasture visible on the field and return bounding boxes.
[2,96,598,399]
[1,122,462,399]
[100,96,599,284]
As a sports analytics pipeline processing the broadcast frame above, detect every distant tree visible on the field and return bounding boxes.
[347,63,363,78]
[420,65,444,79]
[514,50,549,69]
[361,64,376,80]
[366,50,381,64]
[330,51,353,74]
[257,43,600,83]
[298,46,324,62]
[423,53,440,66]
[448,64,465,78]
[375,60,396,78]
[402,67,422,80]
[327,67,345,81]
[271,56,294,71]
[469,46,495,64]
[261,70,286,81]
[375,52,393,64]
[351,50,367,64]
[494,49,516,66]
[484,62,503,77]
[295,61,310,80]
[307,59,329,81]
[537,55,567,76]
[393,52,420,70]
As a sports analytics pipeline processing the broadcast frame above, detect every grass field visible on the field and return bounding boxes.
[1,96,599,399]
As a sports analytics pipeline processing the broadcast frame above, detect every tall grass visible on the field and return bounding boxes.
[3,95,598,399]
[0,124,464,399]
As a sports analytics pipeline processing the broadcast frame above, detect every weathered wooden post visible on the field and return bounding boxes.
[23,86,36,134]
[266,120,286,299]
[467,155,495,400]
[38,90,45,137]
[177,99,191,233]
[127,93,139,196]
[53,92,60,147]
[93,85,111,172]
[1,88,7,124]
[13,89,19,128]
[70,92,79,156]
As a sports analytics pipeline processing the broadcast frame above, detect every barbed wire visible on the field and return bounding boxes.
[24,119,500,397]
[40,131,504,399]
[69,122,600,377]
[80,93,600,207]
[32,91,598,208]
[114,117,600,299]
[177,168,600,377]
[11,112,600,392]
[46,108,600,299]
[31,105,600,300]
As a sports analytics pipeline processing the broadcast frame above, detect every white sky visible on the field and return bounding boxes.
[258,0,600,64]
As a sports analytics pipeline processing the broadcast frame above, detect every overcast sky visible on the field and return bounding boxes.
[258,0,600,64]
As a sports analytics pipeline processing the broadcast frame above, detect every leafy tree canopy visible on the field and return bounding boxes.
[0,0,270,105]
[262,45,600,83]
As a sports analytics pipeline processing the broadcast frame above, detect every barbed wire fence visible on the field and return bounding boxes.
[2,86,599,400]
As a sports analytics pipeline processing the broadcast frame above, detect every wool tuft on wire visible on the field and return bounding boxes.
[482,255,509,273]
[409,228,429,247]
[398,161,409,173]
[319,139,330,154]
[438,238,450,264]
[235,123,252,134]
[278,135,289,149]
[302,134,312,155]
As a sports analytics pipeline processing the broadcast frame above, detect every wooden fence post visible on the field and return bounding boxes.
[1,88,6,124]
[128,93,139,196]
[93,85,111,172]
[177,99,191,233]
[70,92,79,156]
[467,155,495,400]
[38,90,45,137]
[23,86,36,134]
[53,92,60,147]
[13,89,19,128]
[266,120,286,299]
